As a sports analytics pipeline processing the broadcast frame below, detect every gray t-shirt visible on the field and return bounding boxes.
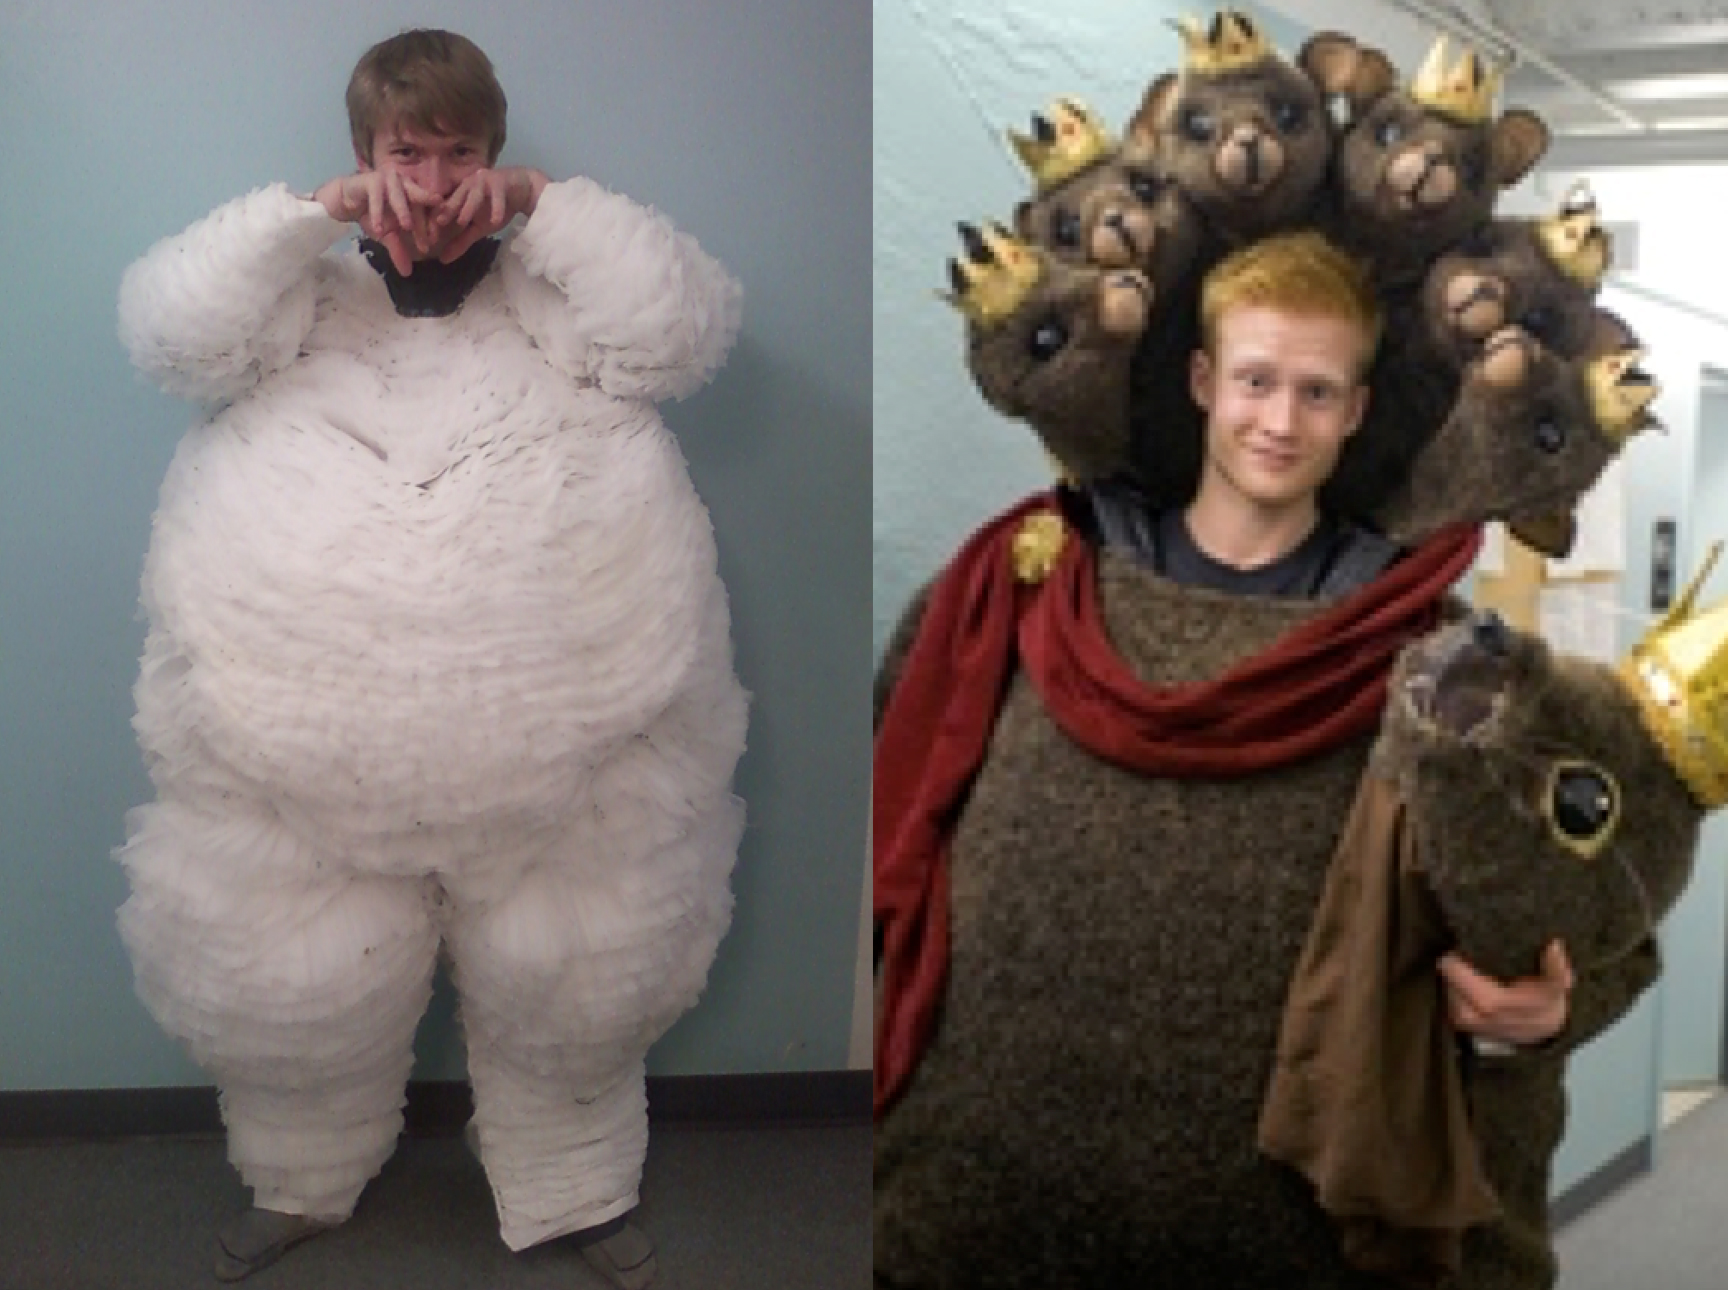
[1085,478,1402,600]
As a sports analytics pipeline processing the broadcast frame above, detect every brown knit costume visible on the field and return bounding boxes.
[873,552,1663,1289]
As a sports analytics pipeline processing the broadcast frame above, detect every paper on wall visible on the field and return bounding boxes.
[1477,523,1505,577]
[1538,581,1623,663]
[1547,457,1627,577]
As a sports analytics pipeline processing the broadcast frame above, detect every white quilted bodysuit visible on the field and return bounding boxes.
[115,180,747,1249]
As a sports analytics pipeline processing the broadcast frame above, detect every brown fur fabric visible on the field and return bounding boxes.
[1008,148,1214,498]
[1321,289,1461,523]
[1013,141,1206,301]
[1131,59,1332,248]
[959,244,1152,485]
[1123,29,1387,250]
[1327,208,1609,526]
[1123,248,1218,511]
[1419,216,1604,371]
[1376,615,1701,983]
[1327,94,1548,291]
[1377,316,1637,547]
[872,562,1659,1289]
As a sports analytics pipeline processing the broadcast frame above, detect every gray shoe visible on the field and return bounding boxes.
[212,1207,336,1282]
[579,1221,658,1289]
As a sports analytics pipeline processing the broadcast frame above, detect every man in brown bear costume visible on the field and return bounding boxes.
[873,230,1659,1289]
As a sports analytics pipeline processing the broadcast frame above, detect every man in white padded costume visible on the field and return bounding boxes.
[114,28,745,1287]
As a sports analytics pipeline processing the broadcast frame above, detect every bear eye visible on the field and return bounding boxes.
[1545,761,1620,857]
[1128,170,1162,204]
[1180,105,1215,142]
[1521,305,1558,345]
[1460,224,1497,258]
[1051,208,1082,248]
[1028,316,1071,361]
[1462,147,1489,190]
[1375,116,1404,148]
[1271,98,1306,134]
[1534,416,1566,454]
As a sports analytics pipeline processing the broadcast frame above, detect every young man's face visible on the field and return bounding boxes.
[1189,305,1370,519]
[360,120,492,258]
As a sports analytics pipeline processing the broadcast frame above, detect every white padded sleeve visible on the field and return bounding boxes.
[118,184,350,406]
[503,177,742,403]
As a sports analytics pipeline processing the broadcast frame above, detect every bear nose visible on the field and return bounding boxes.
[1471,610,1510,658]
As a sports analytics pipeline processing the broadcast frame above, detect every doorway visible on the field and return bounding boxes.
[1656,367,1728,1132]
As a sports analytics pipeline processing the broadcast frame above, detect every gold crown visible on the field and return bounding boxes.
[1409,35,1498,124]
[1173,10,1271,77]
[1009,98,1116,192]
[1619,542,1728,808]
[1538,182,1613,288]
[941,221,1043,327]
[1584,344,1658,444]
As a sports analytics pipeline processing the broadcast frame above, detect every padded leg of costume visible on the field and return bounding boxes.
[448,583,745,1251]
[447,788,742,1251]
[460,1121,657,1286]
[117,798,440,1220]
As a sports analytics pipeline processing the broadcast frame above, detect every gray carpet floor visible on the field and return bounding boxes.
[0,1123,869,1290]
[11,1103,1716,1289]
[1555,1094,1728,1288]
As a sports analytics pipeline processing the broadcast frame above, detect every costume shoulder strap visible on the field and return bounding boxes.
[1316,524,1405,598]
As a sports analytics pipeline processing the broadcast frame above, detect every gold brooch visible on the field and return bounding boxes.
[1012,512,1067,584]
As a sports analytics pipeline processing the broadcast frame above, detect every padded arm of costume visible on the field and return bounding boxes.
[503,177,742,403]
[117,184,349,406]
[874,582,933,733]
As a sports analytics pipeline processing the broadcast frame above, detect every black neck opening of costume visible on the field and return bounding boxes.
[360,237,502,318]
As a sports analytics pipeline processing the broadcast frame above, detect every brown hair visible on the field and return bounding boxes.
[1199,231,1382,375]
[346,29,507,165]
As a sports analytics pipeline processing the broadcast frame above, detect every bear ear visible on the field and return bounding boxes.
[1299,32,1396,119]
[1489,108,1551,188]
[1129,72,1181,146]
[1586,306,1635,354]
[1013,198,1036,240]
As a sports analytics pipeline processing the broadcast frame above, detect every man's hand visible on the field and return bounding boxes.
[314,171,439,276]
[1440,939,1574,1050]
[432,167,550,264]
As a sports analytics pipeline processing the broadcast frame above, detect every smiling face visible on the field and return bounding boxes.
[1190,305,1370,524]
[360,120,492,259]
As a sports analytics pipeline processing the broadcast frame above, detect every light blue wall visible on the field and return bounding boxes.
[1661,386,1728,1088]
[0,0,869,1090]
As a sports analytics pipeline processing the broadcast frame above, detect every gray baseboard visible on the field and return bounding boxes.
[0,1070,869,1144]
[1551,1135,1653,1228]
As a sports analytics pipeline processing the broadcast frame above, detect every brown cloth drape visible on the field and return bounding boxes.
[1258,771,1502,1289]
